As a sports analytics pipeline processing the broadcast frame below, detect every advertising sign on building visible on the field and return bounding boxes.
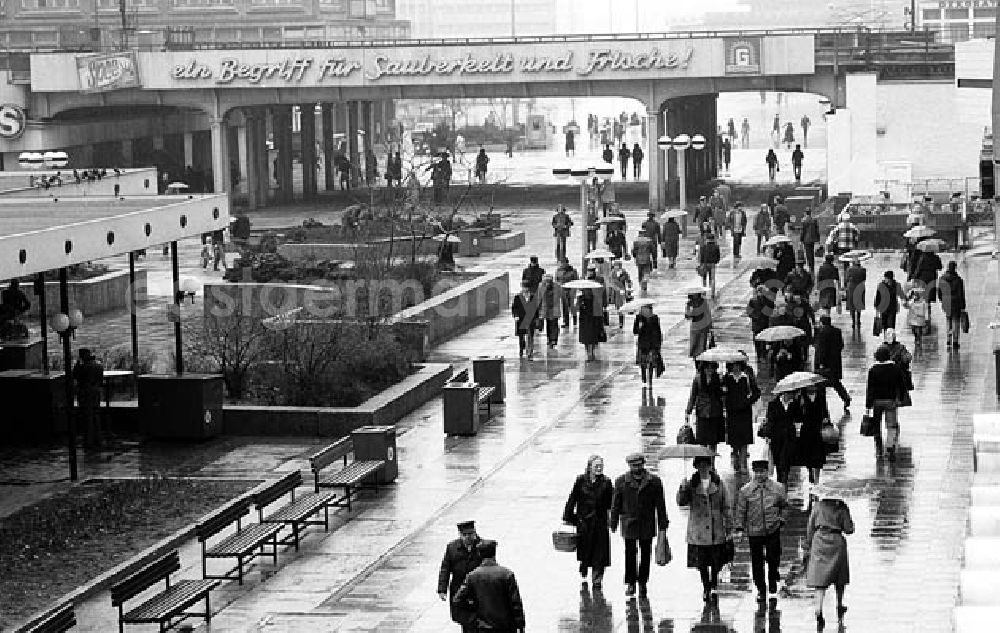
[75,52,141,93]
[724,37,762,75]
[0,104,27,140]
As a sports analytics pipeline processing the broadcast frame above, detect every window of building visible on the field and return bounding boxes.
[375,0,389,8]
[171,0,234,6]
[319,0,345,8]
[973,22,996,38]
[261,27,282,41]
[20,0,80,9]
[974,7,997,19]
[349,0,377,18]
[922,9,941,20]
[250,0,303,6]
[241,27,261,42]
[945,8,968,20]
[215,28,239,41]
[97,0,154,8]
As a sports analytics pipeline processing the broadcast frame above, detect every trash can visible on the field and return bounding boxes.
[138,374,223,439]
[458,228,483,257]
[351,425,398,484]
[443,382,480,436]
[472,355,505,404]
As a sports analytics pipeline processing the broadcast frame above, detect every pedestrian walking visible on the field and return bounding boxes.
[726,202,748,262]
[845,259,866,331]
[799,206,820,271]
[521,255,545,293]
[586,207,599,251]
[722,360,760,472]
[797,386,831,488]
[874,270,906,333]
[772,197,790,236]
[741,117,750,149]
[686,362,726,451]
[578,269,606,361]
[783,122,795,149]
[618,143,631,179]
[606,228,627,260]
[784,253,814,301]
[73,348,104,447]
[563,455,614,589]
[632,142,644,178]
[694,196,713,229]
[865,345,907,460]
[766,149,779,183]
[631,237,654,295]
[759,390,799,486]
[722,137,732,173]
[825,212,860,279]
[747,286,774,366]
[602,143,614,165]
[600,178,617,215]
[772,114,781,148]
[565,128,576,157]
[791,144,805,182]
[538,273,561,348]
[754,204,772,254]
[511,281,538,360]
[816,254,840,312]
[804,492,854,629]
[677,456,734,602]
[801,114,811,148]
[772,241,795,283]
[453,540,525,633]
[905,285,928,344]
[200,243,211,269]
[475,147,489,185]
[881,329,913,409]
[710,191,727,239]
[552,205,573,261]
[213,241,225,271]
[555,258,578,329]
[609,260,632,328]
[813,315,851,410]
[438,521,484,633]
[939,261,966,347]
[696,226,721,297]
[641,211,661,269]
[662,217,680,268]
[727,117,737,139]
[610,453,669,598]
[734,458,788,604]
[685,290,714,358]
[634,305,662,388]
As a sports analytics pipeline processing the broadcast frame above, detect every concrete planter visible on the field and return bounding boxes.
[277,236,439,262]
[479,231,526,252]
[26,269,147,318]
[390,270,509,346]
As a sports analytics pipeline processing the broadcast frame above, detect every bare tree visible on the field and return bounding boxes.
[184,306,271,399]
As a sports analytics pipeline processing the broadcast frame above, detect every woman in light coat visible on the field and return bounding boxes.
[677,456,733,601]
[804,493,855,628]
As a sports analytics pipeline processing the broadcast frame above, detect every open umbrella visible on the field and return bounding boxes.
[167,181,190,189]
[903,225,936,239]
[659,445,718,459]
[697,347,749,364]
[619,298,656,313]
[634,235,652,243]
[660,209,687,219]
[432,234,461,243]
[763,235,792,247]
[562,279,603,290]
[596,216,624,225]
[773,371,826,394]
[811,477,876,500]
[584,249,615,259]
[743,256,779,268]
[674,284,711,296]
[755,325,805,342]
[915,238,947,252]
[838,249,873,263]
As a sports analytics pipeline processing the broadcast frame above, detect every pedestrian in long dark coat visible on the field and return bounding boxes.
[813,315,851,409]
[577,282,605,361]
[722,361,760,473]
[796,386,830,486]
[610,453,669,597]
[633,305,662,385]
[563,455,614,588]
[438,521,484,632]
[662,218,680,266]
[939,260,966,347]
[774,242,796,281]
[816,254,841,310]
[759,392,800,486]
[686,362,726,450]
[910,248,942,303]
[845,260,867,330]
[875,270,906,332]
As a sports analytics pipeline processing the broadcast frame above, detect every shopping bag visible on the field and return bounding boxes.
[962,310,970,334]
[655,530,671,566]
[860,412,877,437]
[821,421,840,446]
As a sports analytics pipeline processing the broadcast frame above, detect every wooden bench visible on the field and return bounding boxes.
[309,437,386,512]
[196,497,282,585]
[449,368,496,418]
[253,471,336,552]
[22,603,75,633]
[110,551,217,633]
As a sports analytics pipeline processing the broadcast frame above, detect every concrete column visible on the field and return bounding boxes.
[361,100,374,183]
[665,101,680,204]
[209,116,229,195]
[240,110,258,209]
[646,109,661,211]
[273,106,294,202]
[152,136,165,151]
[846,73,877,196]
[183,132,194,169]
[254,109,270,205]
[348,101,360,188]
[120,140,133,167]
[300,103,317,198]
[321,103,335,190]
[236,121,249,197]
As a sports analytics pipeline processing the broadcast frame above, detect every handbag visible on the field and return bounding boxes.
[696,263,709,278]
[552,526,578,552]
[860,412,877,437]
[962,310,970,333]
[598,327,608,343]
[655,530,672,566]
[872,314,883,337]
[821,420,840,446]
[677,423,697,445]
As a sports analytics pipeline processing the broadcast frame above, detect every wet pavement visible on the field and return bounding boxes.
[3,186,994,632]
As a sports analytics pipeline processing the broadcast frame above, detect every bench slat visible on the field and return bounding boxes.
[121,579,218,622]
[196,498,251,542]
[262,492,335,523]
[317,461,385,487]
[253,471,303,510]
[310,438,354,472]
[25,603,75,633]
[205,523,282,558]
[110,551,181,606]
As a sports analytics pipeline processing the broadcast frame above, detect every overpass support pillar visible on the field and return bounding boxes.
[209,115,230,196]
[120,140,133,168]
[254,108,270,205]
[646,109,663,211]
[348,101,361,188]
[242,109,260,209]
[321,103,336,191]
[300,103,318,198]
[826,73,877,196]
[183,132,194,171]
[273,106,294,203]
[362,100,374,184]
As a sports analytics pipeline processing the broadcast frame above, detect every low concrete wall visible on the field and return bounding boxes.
[222,363,452,436]
[480,231,525,252]
[391,270,509,346]
[26,269,147,317]
[278,236,439,262]
[0,168,158,198]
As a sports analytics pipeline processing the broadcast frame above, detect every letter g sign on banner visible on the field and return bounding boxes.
[0,104,26,140]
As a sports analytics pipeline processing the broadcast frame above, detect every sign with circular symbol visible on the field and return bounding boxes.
[0,104,26,140]
[387,446,395,461]
[204,410,212,426]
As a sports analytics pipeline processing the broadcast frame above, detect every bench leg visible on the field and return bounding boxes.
[237,554,244,585]
[205,592,212,624]
[293,523,300,551]
[346,485,352,512]
[119,606,125,633]
[324,505,330,531]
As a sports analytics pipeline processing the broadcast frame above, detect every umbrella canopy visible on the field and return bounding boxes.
[697,347,749,364]
[634,235,652,243]
[773,371,826,394]
[584,249,615,259]
[743,256,779,268]
[674,284,711,296]
[811,477,875,501]
[660,209,687,219]
[659,445,718,459]
[755,325,806,342]
[838,249,873,263]
[562,279,603,290]
[619,298,657,313]
[903,225,936,239]
[432,234,461,243]
[915,238,947,252]
[763,235,792,247]
[596,216,624,225]
[167,182,190,189]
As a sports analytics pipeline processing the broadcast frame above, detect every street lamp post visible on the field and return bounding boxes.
[658,133,706,237]
[553,164,614,274]
[52,291,84,482]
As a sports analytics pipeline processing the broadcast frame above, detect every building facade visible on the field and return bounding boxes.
[0,0,410,50]
[397,0,557,38]
[917,0,998,42]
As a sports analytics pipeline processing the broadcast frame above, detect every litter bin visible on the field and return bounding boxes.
[443,382,480,436]
[458,228,483,257]
[472,355,505,404]
[351,425,398,484]
[138,374,223,439]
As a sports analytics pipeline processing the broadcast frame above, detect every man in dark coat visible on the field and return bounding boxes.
[438,521,484,631]
[784,254,814,300]
[453,540,525,633]
[816,253,841,311]
[641,211,661,269]
[813,315,851,410]
[73,348,105,447]
[939,260,966,347]
[610,453,669,597]
[520,255,545,293]
[799,206,821,271]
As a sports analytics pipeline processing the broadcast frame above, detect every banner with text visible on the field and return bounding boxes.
[75,52,142,93]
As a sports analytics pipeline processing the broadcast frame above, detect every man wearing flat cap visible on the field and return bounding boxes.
[454,540,525,633]
[734,459,788,603]
[610,453,669,597]
[438,521,484,631]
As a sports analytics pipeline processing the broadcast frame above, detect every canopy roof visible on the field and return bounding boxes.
[0,194,230,279]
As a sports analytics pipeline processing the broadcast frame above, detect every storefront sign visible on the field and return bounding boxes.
[936,1,997,7]
[724,37,762,75]
[0,104,26,140]
[76,52,141,93]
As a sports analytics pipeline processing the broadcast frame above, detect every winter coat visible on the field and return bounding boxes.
[735,478,788,537]
[760,398,800,472]
[796,392,830,469]
[687,372,725,420]
[676,471,732,546]
[800,216,821,244]
[865,361,905,408]
[845,266,866,312]
[816,262,840,309]
[631,240,653,266]
[633,313,662,351]
[747,296,773,335]
[610,469,669,540]
[511,292,537,333]
[812,324,844,380]
[563,473,613,569]
[804,500,854,588]
[875,278,905,318]
[454,561,526,631]
[775,243,796,280]
[438,538,483,622]
[662,220,680,257]
[641,218,661,243]
[754,208,772,234]
[938,270,966,316]
[577,290,604,345]
[538,279,561,320]
[722,371,760,447]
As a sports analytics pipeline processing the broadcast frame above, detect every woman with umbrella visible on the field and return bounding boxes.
[633,302,662,387]
[721,356,760,473]
[562,454,614,589]
[759,386,800,486]
[574,274,606,361]
[804,487,855,629]
[608,260,632,329]
[747,285,775,365]
[909,240,943,322]
[844,256,867,331]
[685,289,714,358]
[676,454,734,602]
[662,214,681,268]
[686,361,726,451]
[797,384,831,489]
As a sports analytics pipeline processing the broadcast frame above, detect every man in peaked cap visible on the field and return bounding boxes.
[454,540,525,633]
[610,453,668,598]
[734,458,788,603]
[438,520,484,631]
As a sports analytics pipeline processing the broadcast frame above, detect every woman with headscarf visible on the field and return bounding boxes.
[804,491,855,629]
[677,455,734,602]
[577,268,606,362]
[686,290,713,358]
[844,258,867,331]
[538,273,561,348]
[875,270,907,333]
[633,304,662,387]
[563,455,614,589]
[797,385,831,488]
[686,362,726,451]
[759,390,800,486]
[722,360,760,472]
[865,345,907,460]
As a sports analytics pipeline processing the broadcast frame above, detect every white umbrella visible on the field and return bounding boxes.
[915,238,947,252]
[619,298,656,313]
[755,325,806,342]
[674,284,711,296]
[584,249,615,259]
[697,347,749,363]
[660,209,687,219]
[432,234,461,243]
[903,225,936,239]
[838,249,873,263]
[634,235,652,243]
[167,181,189,189]
[596,216,624,225]
[562,279,603,290]
[773,371,826,394]
[763,235,792,247]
